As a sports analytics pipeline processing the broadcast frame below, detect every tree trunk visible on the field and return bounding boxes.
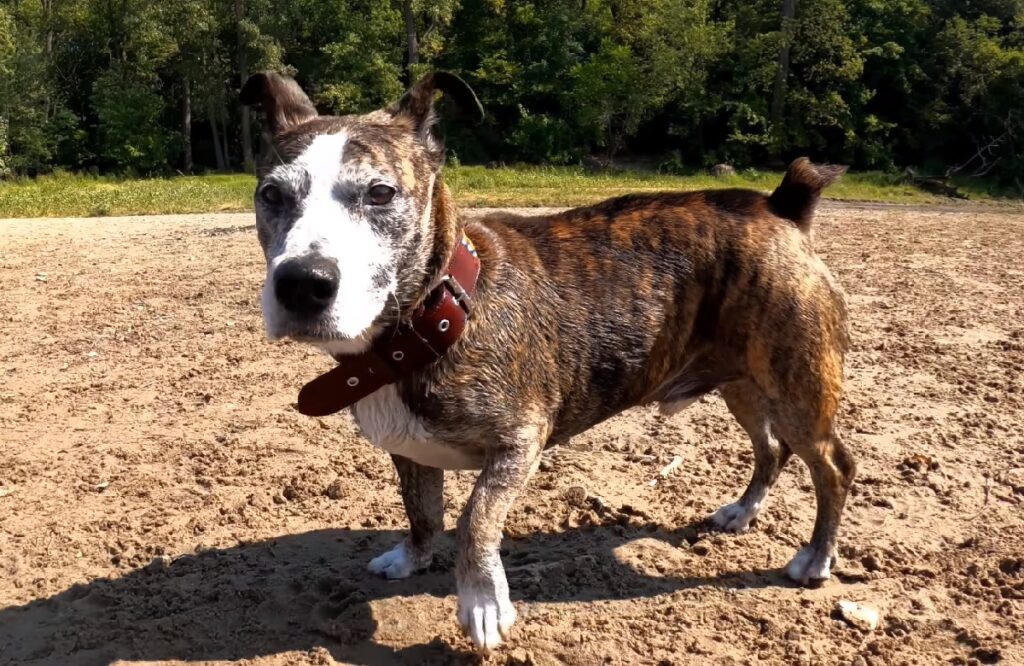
[181,74,193,173]
[41,0,54,55]
[236,0,254,172]
[770,0,797,150]
[220,106,232,168]
[209,100,226,171]
[402,0,418,84]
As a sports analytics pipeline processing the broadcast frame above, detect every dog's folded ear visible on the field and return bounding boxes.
[389,72,484,153]
[240,71,318,135]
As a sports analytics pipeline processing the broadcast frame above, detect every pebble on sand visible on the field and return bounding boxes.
[834,599,880,632]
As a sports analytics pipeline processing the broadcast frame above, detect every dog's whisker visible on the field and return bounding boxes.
[387,292,402,341]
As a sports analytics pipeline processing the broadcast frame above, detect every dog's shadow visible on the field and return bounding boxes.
[0,523,790,665]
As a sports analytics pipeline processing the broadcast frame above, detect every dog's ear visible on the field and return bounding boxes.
[389,72,484,152]
[240,71,318,135]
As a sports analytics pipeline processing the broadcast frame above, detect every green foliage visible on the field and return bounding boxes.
[0,0,1021,191]
[91,69,175,172]
[507,110,578,164]
[571,40,648,154]
[315,2,405,113]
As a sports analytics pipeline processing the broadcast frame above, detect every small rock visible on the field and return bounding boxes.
[861,553,882,572]
[35,272,48,282]
[691,542,710,556]
[324,478,346,500]
[835,599,880,632]
[95,480,110,491]
[563,486,588,508]
[710,163,736,177]
[145,554,173,571]
[971,647,1001,664]
[307,646,333,665]
[508,647,534,665]
[900,454,938,472]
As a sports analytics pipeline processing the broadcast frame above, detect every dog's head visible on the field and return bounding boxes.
[241,71,482,355]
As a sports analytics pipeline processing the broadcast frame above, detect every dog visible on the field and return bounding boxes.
[241,71,855,653]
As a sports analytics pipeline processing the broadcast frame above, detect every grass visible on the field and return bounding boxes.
[446,165,941,207]
[0,165,1015,218]
[0,172,256,218]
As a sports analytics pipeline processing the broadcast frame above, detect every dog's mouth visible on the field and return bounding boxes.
[264,303,390,357]
[268,319,381,354]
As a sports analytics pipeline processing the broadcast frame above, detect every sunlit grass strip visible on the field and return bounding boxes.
[0,165,1006,218]
[0,173,256,218]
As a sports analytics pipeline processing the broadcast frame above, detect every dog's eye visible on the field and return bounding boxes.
[260,183,284,206]
[367,184,396,206]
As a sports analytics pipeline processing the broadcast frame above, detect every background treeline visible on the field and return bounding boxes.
[1,0,1022,188]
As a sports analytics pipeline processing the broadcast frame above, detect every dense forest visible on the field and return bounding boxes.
[1,1,1022,187]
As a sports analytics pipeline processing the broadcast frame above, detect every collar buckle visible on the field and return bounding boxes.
[441,274,473,315]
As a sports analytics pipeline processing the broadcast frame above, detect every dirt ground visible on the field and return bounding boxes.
[1,203,1022,666]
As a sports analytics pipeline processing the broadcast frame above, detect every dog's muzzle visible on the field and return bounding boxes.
[273,255,340,316]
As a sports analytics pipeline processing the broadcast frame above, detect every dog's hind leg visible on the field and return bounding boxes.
[710,381,793,533]
[778,428,855,585]
[769,347,856,585]
[368,454,443,579]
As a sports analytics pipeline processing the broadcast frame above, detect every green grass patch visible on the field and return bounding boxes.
[446,165,940,207]
[0,165,1012,218]
[0,172,256,218]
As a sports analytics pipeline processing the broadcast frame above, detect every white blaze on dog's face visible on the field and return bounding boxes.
[242,72,480,356]
[256,130,412,355]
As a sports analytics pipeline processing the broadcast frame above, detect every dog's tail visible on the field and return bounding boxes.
[768,157,847,233]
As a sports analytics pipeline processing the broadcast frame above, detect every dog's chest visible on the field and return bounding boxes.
[351,385,481,470]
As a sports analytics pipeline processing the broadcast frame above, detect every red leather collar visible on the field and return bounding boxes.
[296,233,480,417]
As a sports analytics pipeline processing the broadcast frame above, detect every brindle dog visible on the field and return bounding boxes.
[241,71,855,653]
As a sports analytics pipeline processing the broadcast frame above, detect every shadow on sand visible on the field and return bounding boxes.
[0,523,792,665]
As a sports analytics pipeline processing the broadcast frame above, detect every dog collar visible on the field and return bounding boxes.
[296,233,481,417]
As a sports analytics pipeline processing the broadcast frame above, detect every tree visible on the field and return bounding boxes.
[0,0,1021,187]
[770,0,796,151]
[161,0,220,173]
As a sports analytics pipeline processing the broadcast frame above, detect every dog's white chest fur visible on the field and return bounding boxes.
[352,385,480,470]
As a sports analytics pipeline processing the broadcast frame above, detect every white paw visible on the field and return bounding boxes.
[785,545,834,585]
[457,580,517,653]
[367,542,429,580]
[710,500,761,533]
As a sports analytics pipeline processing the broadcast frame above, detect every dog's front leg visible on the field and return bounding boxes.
[368,454,443,579]
[456,430,543,653]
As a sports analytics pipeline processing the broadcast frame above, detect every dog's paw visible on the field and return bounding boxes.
[709,500,760,533]
[367,541,430,579]
[457,581,517,653]
[785,545,834,586]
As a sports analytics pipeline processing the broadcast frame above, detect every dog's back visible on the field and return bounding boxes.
[475,158,849,444]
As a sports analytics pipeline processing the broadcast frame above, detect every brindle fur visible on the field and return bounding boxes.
[243,71,855,653]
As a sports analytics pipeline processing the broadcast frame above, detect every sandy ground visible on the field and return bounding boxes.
[0,203,1022,666]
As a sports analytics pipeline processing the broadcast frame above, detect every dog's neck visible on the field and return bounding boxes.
[300,172,480,417]
[409,172,464,316]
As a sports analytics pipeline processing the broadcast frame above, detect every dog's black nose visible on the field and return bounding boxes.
[274,256,340,315]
